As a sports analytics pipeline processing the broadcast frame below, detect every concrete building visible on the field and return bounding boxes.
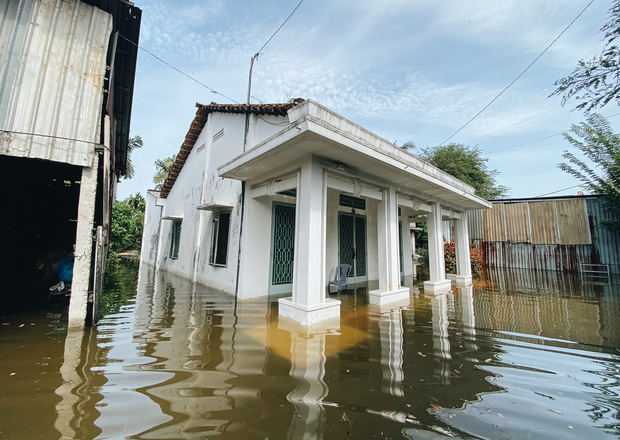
[0,0,141,326]
[141,100,490,325]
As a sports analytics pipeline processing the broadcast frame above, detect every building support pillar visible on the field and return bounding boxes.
[68,155,99,327]
[453,213,472,286]
[424,202,451,294]
[279,156,340,324]
[370,186,409,305]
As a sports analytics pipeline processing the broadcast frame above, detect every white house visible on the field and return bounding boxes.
[141,100,491,325]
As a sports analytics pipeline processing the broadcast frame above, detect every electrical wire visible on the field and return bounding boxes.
[465,106,561,144]
[0,129,107,148]
[483,111,620,155]
[438,0,596,146]
[118,34,240,104]
[255,0,305,57]
[535,184,584,197]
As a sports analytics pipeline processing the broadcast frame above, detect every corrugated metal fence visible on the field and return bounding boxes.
[468,196,620,275]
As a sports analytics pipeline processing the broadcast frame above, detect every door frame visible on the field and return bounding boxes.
[338,211,368,285]
[269,202,296,294]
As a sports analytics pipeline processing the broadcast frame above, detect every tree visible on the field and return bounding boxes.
[560,113,620,230]
[417,143,509,200]
[110,193,145,253]
[125,135,143,179]
[153,154,176,190]
[551,1,620,112]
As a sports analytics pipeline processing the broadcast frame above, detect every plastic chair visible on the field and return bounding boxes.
[328,264,352,294]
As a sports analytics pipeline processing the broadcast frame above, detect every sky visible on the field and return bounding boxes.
[118,0,618,201]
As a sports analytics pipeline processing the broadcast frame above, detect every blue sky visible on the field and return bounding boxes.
[119,0,618,200]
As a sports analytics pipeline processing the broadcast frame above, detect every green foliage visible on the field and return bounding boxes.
[551,1,620,112]
[561,113,620,230]
[110,193,145,253]
[124,135,143,179]
[417,143,509,200]
[153,154,176,190]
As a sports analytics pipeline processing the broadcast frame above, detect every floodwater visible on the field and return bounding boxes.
[1,261,620,440]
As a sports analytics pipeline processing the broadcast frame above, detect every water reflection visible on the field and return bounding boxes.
[5,262,620,439]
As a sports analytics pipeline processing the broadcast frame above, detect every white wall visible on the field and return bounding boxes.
[142,111,294,295]
[140,191,162,265]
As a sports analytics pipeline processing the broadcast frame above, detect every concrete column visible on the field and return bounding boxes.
[453,213,472,286]
[279,156,340,325]
[68,155,99,327]
[424,202,451,294]
[370,186,409,305]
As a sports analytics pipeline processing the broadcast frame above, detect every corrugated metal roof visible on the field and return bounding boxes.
[0,0,113,167]
[159,100,304,198]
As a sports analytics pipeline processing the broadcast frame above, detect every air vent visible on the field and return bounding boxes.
[196,143,206,152]
[213,128,225,142]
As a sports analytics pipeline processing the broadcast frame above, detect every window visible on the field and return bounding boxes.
[210,211,231,266]
[169,220,182,259]
[339,194,366,210]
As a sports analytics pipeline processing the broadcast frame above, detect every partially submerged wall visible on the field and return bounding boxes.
[468,196,620,274]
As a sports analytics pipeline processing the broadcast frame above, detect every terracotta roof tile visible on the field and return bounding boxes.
[159,100,303,198]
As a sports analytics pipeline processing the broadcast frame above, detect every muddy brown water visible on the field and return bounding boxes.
[1,260,619,439]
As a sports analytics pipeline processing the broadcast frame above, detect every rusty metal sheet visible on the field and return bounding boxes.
[556,199,591,245]
[483,203,505,242]
[529,202,558,244]
[467,209,484,240]
[0,0,112,167]
[504,203,530,243]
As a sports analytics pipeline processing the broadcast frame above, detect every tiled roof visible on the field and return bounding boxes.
[159,100,303,198]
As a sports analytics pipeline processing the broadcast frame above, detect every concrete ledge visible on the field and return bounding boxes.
[368,287,410,305]
[451,274,472,286]
[278,297,341,325]
[423,280,452,294]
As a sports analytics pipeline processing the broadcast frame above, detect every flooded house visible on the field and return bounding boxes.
[141,99,491,324]
[0,0,141,326]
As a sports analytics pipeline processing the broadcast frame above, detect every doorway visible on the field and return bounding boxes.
[338,212,367,284]
[270,203,295,294]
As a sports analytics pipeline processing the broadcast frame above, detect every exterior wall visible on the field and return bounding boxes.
[143,112,294,295]
[468,197,620,274]
[0,0,112,167]
[140,191,162,265]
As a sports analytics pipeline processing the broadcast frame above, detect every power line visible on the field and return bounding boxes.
[465,106,560,144]
[255,0,305,57]
[484,111,620,155]
[119,35,240,104]
[535,184,583,197]
[439,0,595,146]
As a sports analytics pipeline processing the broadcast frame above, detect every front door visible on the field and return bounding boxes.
[339,212,367,284]
[270,203,295,293]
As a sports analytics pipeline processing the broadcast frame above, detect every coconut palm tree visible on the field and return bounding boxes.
[153,154,176,190]
[124,135,143,179]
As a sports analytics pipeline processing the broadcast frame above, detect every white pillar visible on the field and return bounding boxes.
[68,155,99,327]
[454,213,472,286]
[279,156,340,324]
[424,202,451,294]
[370,186,409,305]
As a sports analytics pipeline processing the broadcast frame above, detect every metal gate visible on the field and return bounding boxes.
[270,203,296,293]
[339,212,367,283]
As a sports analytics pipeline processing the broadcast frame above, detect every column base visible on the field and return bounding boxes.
[423,280,452,294]
[369,287,410,305]
[447,274,473,286]
[278,297,341,325]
